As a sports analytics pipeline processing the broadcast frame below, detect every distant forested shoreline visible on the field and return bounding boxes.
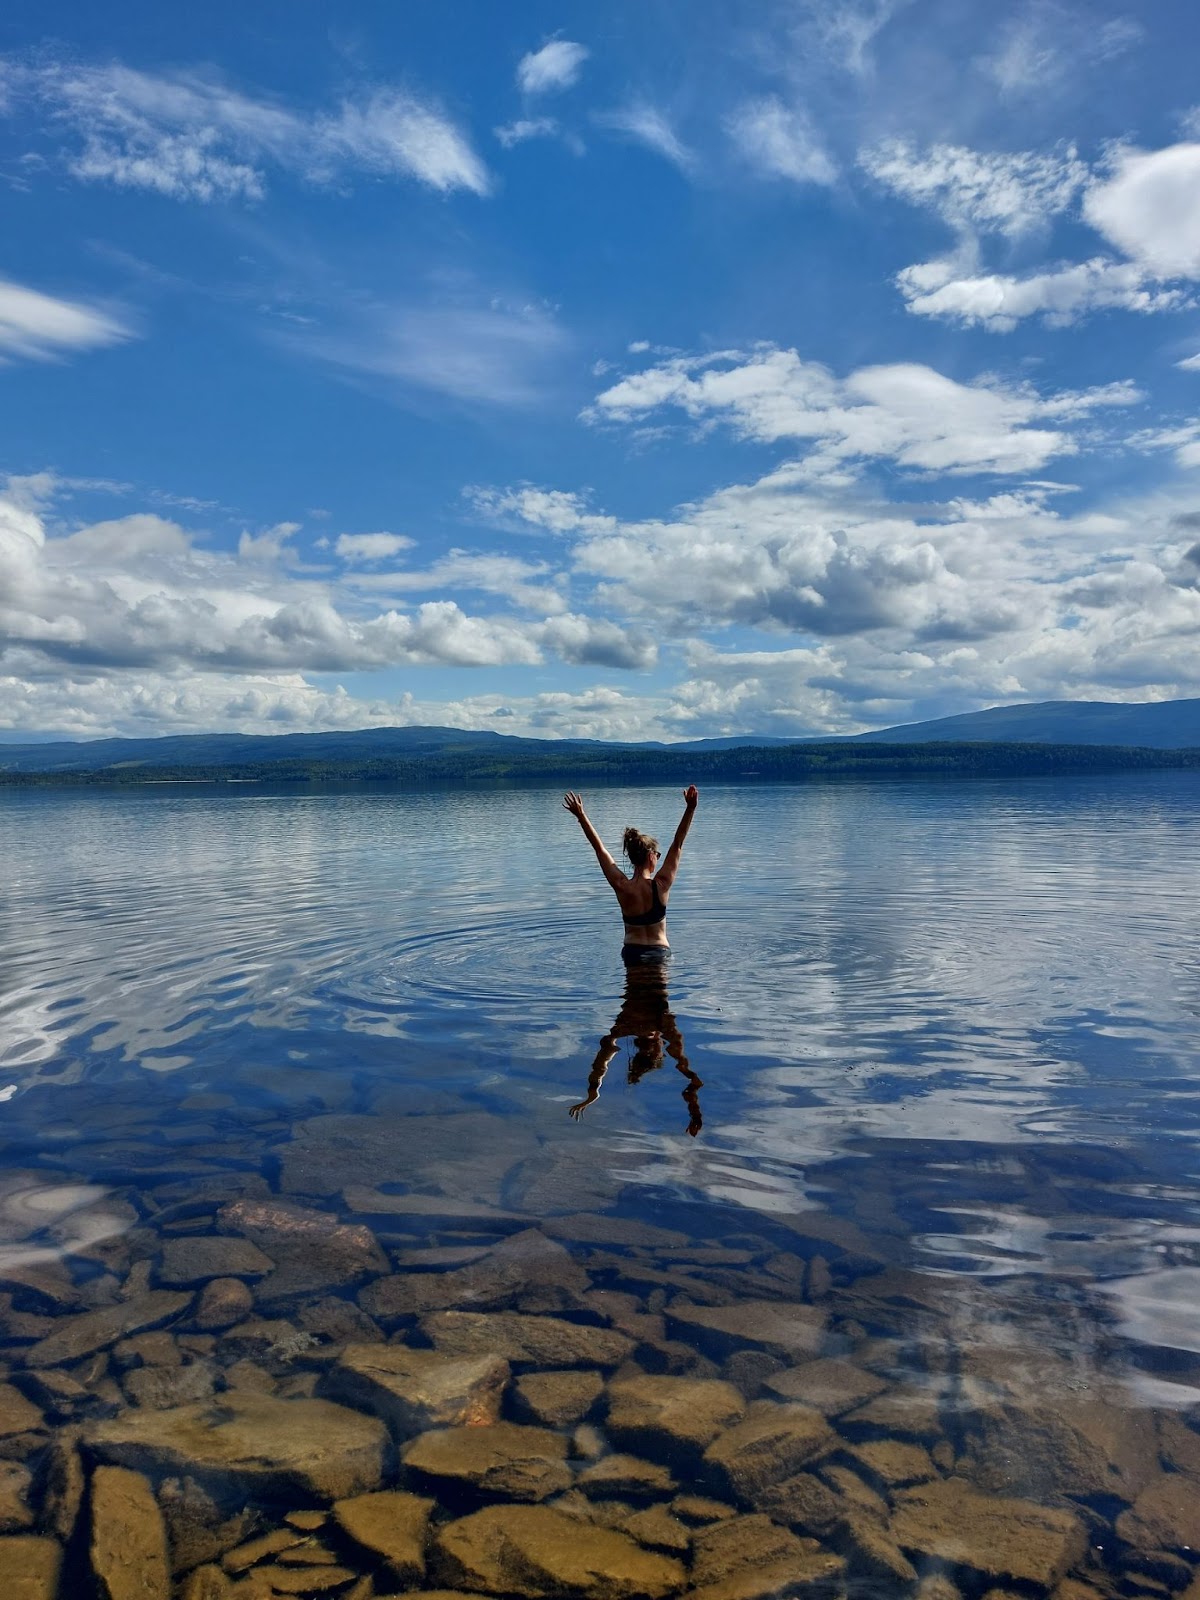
[3,740,1199,789]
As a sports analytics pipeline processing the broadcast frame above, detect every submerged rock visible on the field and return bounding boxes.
[90,1465,170,1600]
[703,1403,836,1501]
[251,1563,357,1591]
[159,1474,260,1573]
[332,1490,434,1584]
[341,1187,528,1230]
[844,1383,944,1440]
[762,1359,887,1417]
[322,1344,509,1439]
[403,1421,572,1502]
[669,1496,740,1525]
[514,1370,603,1427]
[434,1502,686,1598]
[839,1510,918,1584]
[542,1215,691,1250]
[689,1513,844,1600]
[220,1525,303,1571]
[41,1431,85,1543]
[87,1393,387,1502]
[282,1112,511,1197]
[849,1438,939,1488]
[959,1382,1159,1506]
[363,1230,590,1322]
[666,1301,827,1362]
[751,1471,843,1535]
[193,1278,254,1332]
[0,1384,44,1438]
[1115,1473,1200,1552]
[622,1504,691,1554]
[577,1454,677,1501]
[178,1566,232,1600]
[218,1199,387,1306]
[605,1375,746,1464]
[23,1291,192,1369]
[122,1360,215,1410]
[0,1535,61,1600]
[158,1237,274,1287]
[888,1477,1087,1588]
[0,1461,33,1533]
[422,1310,633,1369]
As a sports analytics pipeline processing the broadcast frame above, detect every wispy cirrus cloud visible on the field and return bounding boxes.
[296,294,571,408]
[0,276,133,363]
[980,3,1142,99]
[516,40,589,96]
[861,140,1087,237]
[2,57,490,201]
[494,117,559,150]
[726,98,837,186]
[595,104,692,170]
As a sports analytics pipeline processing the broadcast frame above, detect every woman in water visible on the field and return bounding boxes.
[562,785,698,964]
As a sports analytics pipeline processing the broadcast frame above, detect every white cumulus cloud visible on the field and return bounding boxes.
[1083,143,1200,278]
[586,346,1138,476]
[872,137,1200,331]
[895,257,1188,330]
[334,532,415,564]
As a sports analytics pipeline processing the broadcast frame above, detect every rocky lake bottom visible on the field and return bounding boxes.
[2,778,1199,1599]
[0,1067,1198,1600]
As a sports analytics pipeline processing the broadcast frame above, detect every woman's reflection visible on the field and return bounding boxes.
[570,963,703,1136]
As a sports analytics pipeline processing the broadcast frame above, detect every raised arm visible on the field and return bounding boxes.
[563,792,626,890]
[655,785,698,892]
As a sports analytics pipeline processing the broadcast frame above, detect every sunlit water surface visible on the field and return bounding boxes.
[2,775,1200,1595]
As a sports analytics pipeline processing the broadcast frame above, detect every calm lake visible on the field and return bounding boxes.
[1,774,1199,1598]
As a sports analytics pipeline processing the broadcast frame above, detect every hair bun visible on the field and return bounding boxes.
[622,827,658,868]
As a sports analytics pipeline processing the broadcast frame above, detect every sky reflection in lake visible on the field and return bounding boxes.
[3,773,1200,1361]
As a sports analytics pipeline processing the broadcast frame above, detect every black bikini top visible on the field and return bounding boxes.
[624,878,666,926]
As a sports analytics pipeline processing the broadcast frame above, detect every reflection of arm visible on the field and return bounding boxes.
[663,1017,704,1138]
[570,1035,618,1120]
[656,787,698,892]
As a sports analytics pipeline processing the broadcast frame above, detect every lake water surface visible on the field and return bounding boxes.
[1,775,1199,1598]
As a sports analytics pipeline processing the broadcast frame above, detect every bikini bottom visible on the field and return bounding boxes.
[621,943,671,965]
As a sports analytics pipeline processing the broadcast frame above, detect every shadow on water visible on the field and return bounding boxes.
[0,777,1198,1596]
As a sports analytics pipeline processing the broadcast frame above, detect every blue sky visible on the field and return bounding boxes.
[2,0,1200,743]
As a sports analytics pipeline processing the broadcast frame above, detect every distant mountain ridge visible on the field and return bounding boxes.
[850,698,1200,749]
[0,697,1198,775]
[0,723,797,773]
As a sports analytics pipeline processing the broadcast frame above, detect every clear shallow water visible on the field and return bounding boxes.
[1,774,1200,1596]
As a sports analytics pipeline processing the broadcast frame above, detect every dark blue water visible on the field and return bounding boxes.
[2,774,1199,1594]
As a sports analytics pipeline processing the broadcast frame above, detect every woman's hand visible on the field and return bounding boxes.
[562,791,586,819]
[683,785,699,809]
